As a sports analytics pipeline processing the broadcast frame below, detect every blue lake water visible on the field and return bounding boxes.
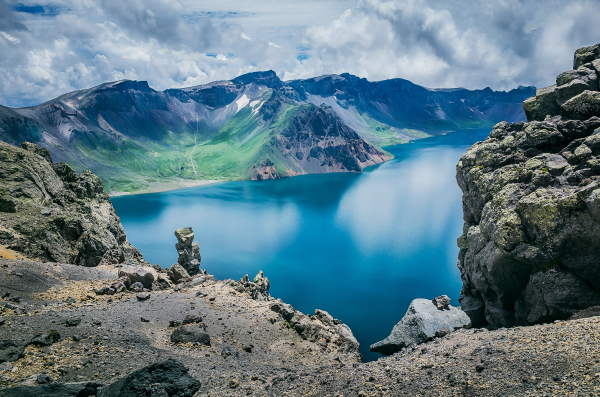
[111,128,491,361]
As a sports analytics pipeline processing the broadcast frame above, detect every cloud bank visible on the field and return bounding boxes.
[0,0,599,107]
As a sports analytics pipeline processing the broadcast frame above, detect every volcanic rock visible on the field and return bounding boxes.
[457,42,600,328]
[96,359,200,397]
[174,227,201,276]
[370,298,471,356]
[170,325,210,345]
[0,141,146,267]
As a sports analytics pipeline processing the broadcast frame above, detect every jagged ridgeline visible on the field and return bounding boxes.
[0,72,533,194]
[457,43,600,329]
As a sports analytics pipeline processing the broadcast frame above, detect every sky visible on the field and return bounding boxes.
[1,0,599,107]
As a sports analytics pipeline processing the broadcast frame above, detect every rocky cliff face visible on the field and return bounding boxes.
[457,42,600,328]
[0,141,145,266]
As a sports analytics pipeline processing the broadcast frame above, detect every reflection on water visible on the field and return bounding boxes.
[111,128,491,361]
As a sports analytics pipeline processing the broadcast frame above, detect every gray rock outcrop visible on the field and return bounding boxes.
[237,270,270,301]
[0,141,146,267]
[118,265,154,288]
[370,298,471,356]
[457,42,600,328]
[174,227,201,276]
[270,301,360,358]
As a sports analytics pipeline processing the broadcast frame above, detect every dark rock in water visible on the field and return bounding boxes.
[0,382,101,397]
[170,325,211,346]
[96,359,200,397]
[0,141,146,267]
[118,266,154,289]
[0,340,25,362]
[30,330,61,346]
[174,227,202,276]
[237,270,270,301]
[370,299,471,356]
[457,42,600,328]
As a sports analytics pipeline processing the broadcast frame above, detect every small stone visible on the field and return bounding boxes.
[0,317,5,326]
[36,373,52,384]
[30,330,61,346]
[72,335,81,342]
[107,288,116,295]
[66,317,81,327]
[66,297,77,304]
[170,325,210,345]
[15,273,23,277]
[136,293,151,301]
[40,207,52,215]
[208,296,216,302]
[130,281,144,290]
[182,314,202,325]
[140,317,150,322]
[221,345,239,357]
[432,295,452,310]
[475,364,485,372]
[229,378,240,389]
[169,320,182,328]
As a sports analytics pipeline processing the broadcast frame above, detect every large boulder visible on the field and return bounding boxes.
[174,227,201,276]
[457,42,600,328]
[118,265,154,288]
[96,359,200,397]
[370,298,471,356]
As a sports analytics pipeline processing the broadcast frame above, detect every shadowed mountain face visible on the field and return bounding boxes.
[0,71,534,194]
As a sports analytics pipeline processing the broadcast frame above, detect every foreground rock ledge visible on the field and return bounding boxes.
[370,297,471,356]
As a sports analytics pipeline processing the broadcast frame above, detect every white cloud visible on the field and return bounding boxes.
[0,0,599,107]
[286,0,600,91]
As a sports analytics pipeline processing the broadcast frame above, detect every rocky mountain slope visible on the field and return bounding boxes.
[456,42,600,328]
[0,141,145,266]
[0,72,533,194]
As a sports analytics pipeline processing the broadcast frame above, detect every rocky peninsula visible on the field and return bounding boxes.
[1,43,600,396]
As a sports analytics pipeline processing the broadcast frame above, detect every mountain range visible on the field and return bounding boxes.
[0,71,535,194]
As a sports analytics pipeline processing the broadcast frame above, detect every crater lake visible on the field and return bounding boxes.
[111,128,491,361]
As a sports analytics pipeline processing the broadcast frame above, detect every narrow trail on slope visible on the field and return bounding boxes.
[189,115,198,176]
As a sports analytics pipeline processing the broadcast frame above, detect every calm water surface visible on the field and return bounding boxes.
[112,128,491,361]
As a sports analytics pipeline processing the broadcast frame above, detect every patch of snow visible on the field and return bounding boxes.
[251,100,265,116]
[236,94,250,113]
